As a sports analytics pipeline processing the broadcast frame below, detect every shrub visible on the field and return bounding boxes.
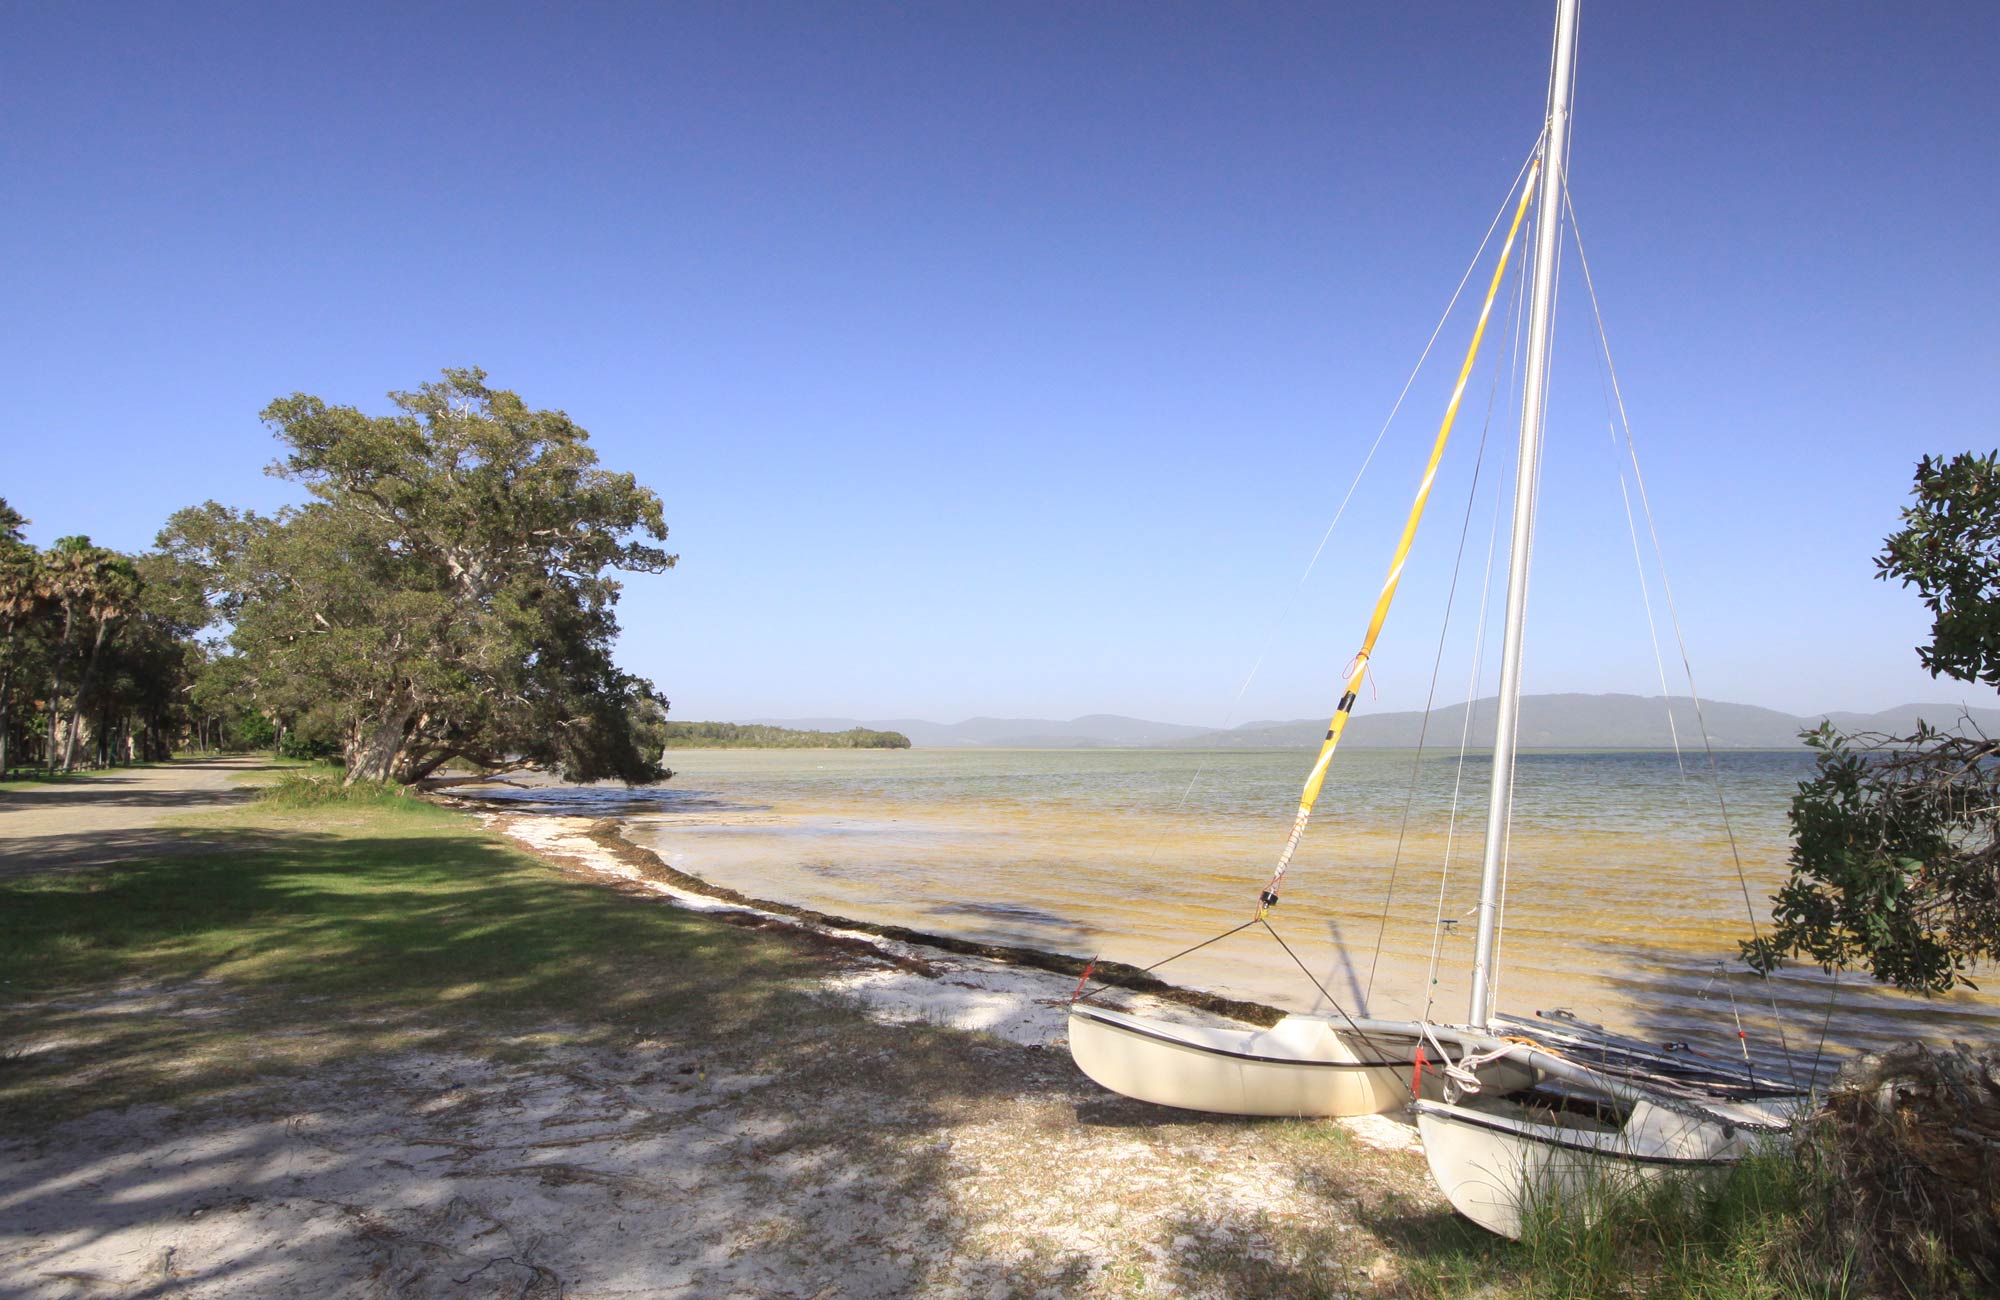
[257,771,410,808]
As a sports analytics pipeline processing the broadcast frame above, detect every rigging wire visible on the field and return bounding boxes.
[1422,233,1530,1024]
[1099,140,1545,1000]
[1148,144,1544,826]
[1257,143,1546,914]
[1362,228,1527,1004]
[1068,919,1260,1005]
[1563,187,1802,1086]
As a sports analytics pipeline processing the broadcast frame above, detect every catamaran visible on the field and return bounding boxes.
[1066,0,1811,1237]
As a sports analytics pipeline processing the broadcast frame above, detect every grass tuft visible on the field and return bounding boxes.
[1453,1140,1865,1300]
[255,768,412,807]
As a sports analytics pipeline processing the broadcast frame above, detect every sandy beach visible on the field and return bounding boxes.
[0,772,1457,1300]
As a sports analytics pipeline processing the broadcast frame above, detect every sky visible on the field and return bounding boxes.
[3,2,1995,727]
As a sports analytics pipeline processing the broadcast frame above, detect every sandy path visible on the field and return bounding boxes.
[0,758,265,878]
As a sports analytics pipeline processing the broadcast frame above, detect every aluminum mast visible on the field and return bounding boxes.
[1467,0,1580,1029]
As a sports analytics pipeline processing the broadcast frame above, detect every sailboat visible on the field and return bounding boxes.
[1066,0,1811,1237]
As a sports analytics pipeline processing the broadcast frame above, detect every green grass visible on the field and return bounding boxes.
[253,767,409,806]
[1410,1148,1856,1300]
[0,794,827,1128]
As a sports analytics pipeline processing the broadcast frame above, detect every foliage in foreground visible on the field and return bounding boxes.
[1745,722,2000,993]
[1747,452,2000,993]
[1500,1148,1842,1300]
[255,769,414,808]
[660,721,912,749]
[1457,1042,1999,1300]
[1794,1041,2000,1298]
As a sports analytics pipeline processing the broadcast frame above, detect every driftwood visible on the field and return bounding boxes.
[1808,1040,2000,1297]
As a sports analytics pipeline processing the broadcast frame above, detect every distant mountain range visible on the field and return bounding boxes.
[752,694,2000,750]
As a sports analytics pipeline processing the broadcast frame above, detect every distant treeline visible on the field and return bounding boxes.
[660,722,911,749]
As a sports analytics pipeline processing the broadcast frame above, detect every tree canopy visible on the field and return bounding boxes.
[659,722,911,749]
[4,369,678,783]
[0,501,209,773]
[1744,453,2000,992]
[167,368,676,786]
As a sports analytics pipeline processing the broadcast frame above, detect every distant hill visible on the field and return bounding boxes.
[1191,696,2000,750]
[752,696,2000,750]
[747,713,1211,749]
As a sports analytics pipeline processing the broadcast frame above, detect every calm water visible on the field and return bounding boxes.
[502,747,2000,1080]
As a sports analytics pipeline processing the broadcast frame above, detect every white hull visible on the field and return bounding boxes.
[1067,1004,1419,1117]
[1414,1091,1794,1238]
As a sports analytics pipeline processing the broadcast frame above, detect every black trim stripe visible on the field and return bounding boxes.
[1414,1105,1735,1168]
[1070,1007,1407,1072]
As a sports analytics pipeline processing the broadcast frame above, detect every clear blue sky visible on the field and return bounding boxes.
[4,2,1994,725]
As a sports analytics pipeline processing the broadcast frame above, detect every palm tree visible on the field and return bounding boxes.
[54,543,141,772]
[37,537,130,772]
[0,499,42,776]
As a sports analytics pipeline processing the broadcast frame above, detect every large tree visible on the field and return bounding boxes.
[169,368,675,786]
[0,500,45,775]
[0,515,199,772]
[1744,452,2000,992]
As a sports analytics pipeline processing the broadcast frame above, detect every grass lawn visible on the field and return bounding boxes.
[0,789,827,1129]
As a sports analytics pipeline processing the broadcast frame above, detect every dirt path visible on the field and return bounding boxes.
[0,757,267,878]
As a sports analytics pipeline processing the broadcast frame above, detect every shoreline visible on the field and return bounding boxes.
[477,806,1426,1154]
[6,768,1451,1296]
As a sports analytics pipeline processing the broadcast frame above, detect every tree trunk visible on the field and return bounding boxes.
[44,607,75,774]
[0,663,13,778]
[60,617,111,773]
[346,705,416,784]
[0,607,16,778]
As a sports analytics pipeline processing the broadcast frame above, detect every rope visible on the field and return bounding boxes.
[1698,961,1757,1087]
[1256,918,1405,1062]
[1564,188,1801,1088]
[1075,913,1410,1067]
[1067,919,1260,1006]
[1080,146,1547,1021]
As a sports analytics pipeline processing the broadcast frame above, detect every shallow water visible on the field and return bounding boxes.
[497,746,2000,1082]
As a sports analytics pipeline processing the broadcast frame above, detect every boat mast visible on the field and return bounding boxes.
[1467,0,1580,1029]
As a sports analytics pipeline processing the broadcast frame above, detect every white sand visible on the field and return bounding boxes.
[0,810,1428,1299]
[486,812,1423,1156]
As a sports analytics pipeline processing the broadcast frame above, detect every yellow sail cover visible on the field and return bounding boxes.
[1259,159,1541,914]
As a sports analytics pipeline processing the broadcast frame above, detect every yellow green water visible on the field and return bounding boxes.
[512,747,1999,1079]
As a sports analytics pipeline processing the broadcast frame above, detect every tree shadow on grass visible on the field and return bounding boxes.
[0,815,1093,1295]
[0,817,826,1120]
[0,812,1539,1298]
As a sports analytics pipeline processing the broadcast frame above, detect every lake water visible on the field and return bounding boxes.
[499,746,2000,1083]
